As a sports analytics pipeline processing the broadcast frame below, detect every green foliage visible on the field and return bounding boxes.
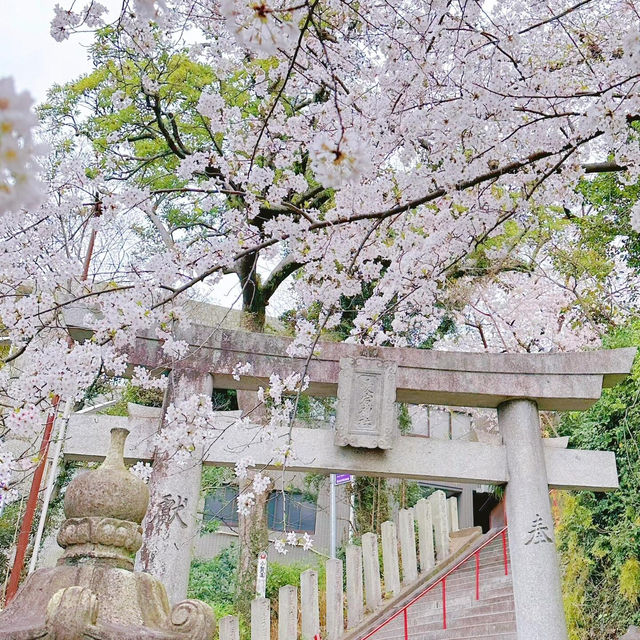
[555,320,640,638]
[295,395,335,423]
[201,466,234,495]
[397,403,412,435]
[350,477,390,536]
[392,480,423,510]
[199,467,234,535]
[302,473,326,503]
[188,546,324,636]
[0,501,23,577]
[188,545,239,621]
[212,389,239,411]
[102,379,165,415]
[265,560,325,601]
[577,171,640,273]
[555,493,594,640]
[620,558,640,605]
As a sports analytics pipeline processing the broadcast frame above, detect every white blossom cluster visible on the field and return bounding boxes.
[440,269,601,353]
[234,456,255,479]
[130,461,153,483]
[236,471,271,516]
[309,133,372,190]
[0,78,42,215]
[156,328,189,359]
[286,319,317,358]
[274,531,313,555]
[220,0,301,56]
[253,372,310,449]
[232,361,253,381]
[155,395,218,463]
[252,472,271,494]
[50,3,108,42]
[4,404,45,441]
[131,367,170,391]
[264,372,309,406]
[236,491,255,516]
[0,444,16,510]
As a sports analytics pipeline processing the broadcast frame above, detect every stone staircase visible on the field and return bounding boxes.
[359,530,515,640]
[208,496,514,640]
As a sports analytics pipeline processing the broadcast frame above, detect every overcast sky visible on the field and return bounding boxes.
[1,0,121,102]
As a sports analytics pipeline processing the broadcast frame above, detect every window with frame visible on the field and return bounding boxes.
[203,486,239,527]
[267,490,316,533]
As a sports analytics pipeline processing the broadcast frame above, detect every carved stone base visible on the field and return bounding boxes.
[0,564,214,640]
[57,517,142,570]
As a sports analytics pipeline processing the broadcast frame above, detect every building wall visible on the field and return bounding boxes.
[406,406,479,529]
[194,472,351,564]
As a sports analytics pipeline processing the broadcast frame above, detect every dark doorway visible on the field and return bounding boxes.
[473,491,500,533]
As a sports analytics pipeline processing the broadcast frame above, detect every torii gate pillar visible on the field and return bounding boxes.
[499,399,568,640]
[137,367,213,604]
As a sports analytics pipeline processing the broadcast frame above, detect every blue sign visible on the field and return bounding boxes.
[335,474,353,485]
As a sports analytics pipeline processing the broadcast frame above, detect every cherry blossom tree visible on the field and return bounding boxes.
[4,0,640,595]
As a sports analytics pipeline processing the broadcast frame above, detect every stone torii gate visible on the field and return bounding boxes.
[65,314,635,640]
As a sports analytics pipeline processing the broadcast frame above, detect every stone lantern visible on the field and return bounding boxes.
[0,428,215,640]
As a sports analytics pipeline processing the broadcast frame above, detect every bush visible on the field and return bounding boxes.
[188,544,238,609]
[266,560,326,601]
[102,379,165,415]
[188,545,326,634]
[555,321,640,638]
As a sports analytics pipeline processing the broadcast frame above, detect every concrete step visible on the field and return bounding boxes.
[408,620,517,639]
[370,589,517,639]
[407,583,515,609]
[372,615,515,640]
[406,606,516,629]
[439,568,510,587]
[404,597,515,624]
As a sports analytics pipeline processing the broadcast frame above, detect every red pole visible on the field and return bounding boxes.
[5,398,59,602]
[5,199,100,603]
[81,232,97,281]
[403,607,408,640]
[442,579,447,630]
[475,551,480,600]
[502,529,509,576]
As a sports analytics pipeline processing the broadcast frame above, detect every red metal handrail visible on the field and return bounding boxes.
[360,526,509,640]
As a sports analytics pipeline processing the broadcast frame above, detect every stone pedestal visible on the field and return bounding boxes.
[498,399,568,640]
[362,532,382,609]
[138,368,213,604]
[381,521,400,597]
[301,569,320,640]
[325,559,344,640]
[0,428,215,640]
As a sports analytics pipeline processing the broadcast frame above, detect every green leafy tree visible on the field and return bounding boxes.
[556,323,640,639]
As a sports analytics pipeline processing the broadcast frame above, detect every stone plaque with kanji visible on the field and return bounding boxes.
[334,357,398,449]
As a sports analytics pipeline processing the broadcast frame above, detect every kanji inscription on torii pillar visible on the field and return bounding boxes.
[334,357,398,449]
